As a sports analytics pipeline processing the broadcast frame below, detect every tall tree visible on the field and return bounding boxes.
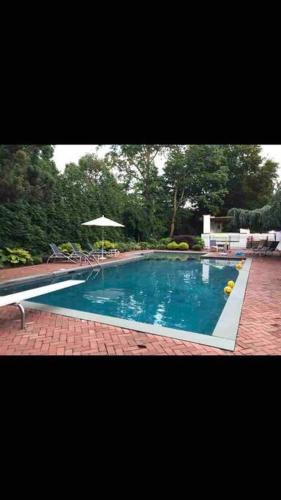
[163,146,190,237]
[221,145,278,212]
[164,145,229,236]
[106,145,168,239]
[0,144,57,203]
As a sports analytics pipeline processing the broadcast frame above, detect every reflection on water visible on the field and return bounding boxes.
[202,262,209,283]
[84,288,125,304]
[30,255,238,335]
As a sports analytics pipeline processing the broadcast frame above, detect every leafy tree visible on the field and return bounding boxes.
[164,145,229,236]
[0,145,57,204]
[106,145,168,239]
[61,154,127,243]
[222,145,278,212]
[185,145,229,214]
[0,144,279,258]
[228,183,281,232]
[163,146,191,237]
[0,145,60,253]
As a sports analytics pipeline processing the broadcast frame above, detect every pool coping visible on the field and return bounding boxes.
[0,251,208,288]
[22,300,237,351]
[14,253,252,352]
[0,253,147,287]
[212,258,252,343]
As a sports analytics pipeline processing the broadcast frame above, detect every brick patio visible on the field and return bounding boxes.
[0,253,281,355]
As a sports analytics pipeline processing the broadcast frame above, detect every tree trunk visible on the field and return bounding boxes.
[169,188,178,238]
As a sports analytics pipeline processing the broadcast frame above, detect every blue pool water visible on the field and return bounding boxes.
[27,254,238,335]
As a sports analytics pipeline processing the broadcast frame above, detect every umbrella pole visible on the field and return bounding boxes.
[102,226,104,259]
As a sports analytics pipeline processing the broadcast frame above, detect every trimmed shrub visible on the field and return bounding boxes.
[173,234,198,246]
[194,236,204,247]
[190,237,205,251]
[192,244,203,251]
[178,242,189,250]
[167,242,179,250]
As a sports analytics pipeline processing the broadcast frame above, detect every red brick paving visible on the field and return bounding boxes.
[0,251,146,282]
[0,253,281,355]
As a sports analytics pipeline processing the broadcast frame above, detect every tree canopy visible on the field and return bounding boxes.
[0,144,279,255]
[163,145,229,236]
[221,145,278,212]
[228,183,281,232]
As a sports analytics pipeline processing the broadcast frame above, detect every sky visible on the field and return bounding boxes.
[54,145,281,178]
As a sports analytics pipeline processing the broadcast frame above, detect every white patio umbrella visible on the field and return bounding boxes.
[82,215,125,260]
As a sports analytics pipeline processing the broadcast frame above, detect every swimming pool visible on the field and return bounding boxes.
[10,252,250,350]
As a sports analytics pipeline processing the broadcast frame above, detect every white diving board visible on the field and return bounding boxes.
[0,279,85,329]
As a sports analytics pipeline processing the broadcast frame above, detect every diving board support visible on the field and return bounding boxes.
[0,279,85,330]
[17,303,25,329]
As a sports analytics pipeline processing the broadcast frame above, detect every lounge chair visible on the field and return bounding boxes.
[70,243,99,266]
[272,241,281,256]
[83,243,107,258]
[47,243,77,264]
[261,241,280,256]
[106,248,120,257]
[250,240,260,250]
[85,243,119,259]
[250,239,268,256]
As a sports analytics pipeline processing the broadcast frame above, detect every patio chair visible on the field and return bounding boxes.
[47,243,77,264]
[84,242,115,258]
[209,239,219,252]
[87,243,120,257]
[272,241,281,256]
[261,241,280,256]
[217,241,229,252]
[70,243,99,266]
[210,239,227,252]
[84,242,106,257]
[250,239,268,256]
[250,240,260,250]
[106,248,120,257]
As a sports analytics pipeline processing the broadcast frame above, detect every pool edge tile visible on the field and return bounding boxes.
[22,301,236,351]
[212,258,252,345]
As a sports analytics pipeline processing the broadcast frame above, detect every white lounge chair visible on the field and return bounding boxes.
[0,280,84,329]
[209,239,219,252]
